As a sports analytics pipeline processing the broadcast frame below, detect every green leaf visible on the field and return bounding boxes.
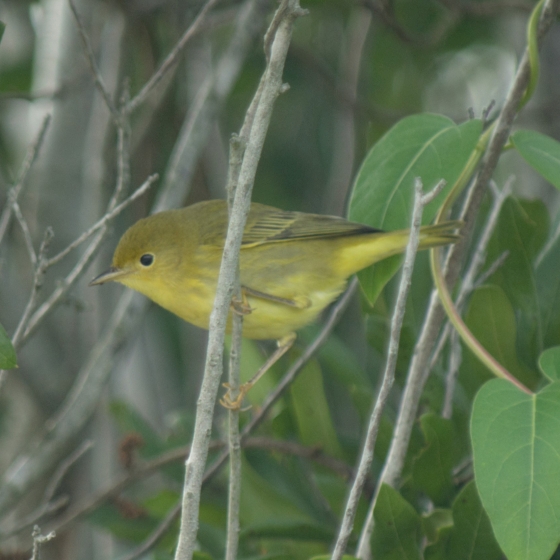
[539,346,560,381]
[240,458,312,527]
[485,197,548,366]
[0,323,16,369]
[463,285,538,391]
[536,234,560,349]
[348,114,482,304]
[193,553,214,560]
[512,129,560,190]
[486,197,547,316]
[412,414,457,505]
[471,379,560,560]
[421,509,453,544]
[309,554,358,560]
[0,21,4,45]
[142,489,179,518]
[240,520,333,542]
[424,482,502,560]
[88,501,159,543]
[290,358,342,458]
[370,484,423,560]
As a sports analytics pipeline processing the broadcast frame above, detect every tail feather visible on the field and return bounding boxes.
[417,220,462,250]
[334,220,462,277]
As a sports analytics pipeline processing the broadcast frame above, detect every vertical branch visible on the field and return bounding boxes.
[331,178,445,560]
[225,317,243,560]
[173,3,305,559]
[224,134,246,560]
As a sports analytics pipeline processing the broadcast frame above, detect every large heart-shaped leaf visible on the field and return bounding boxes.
[471,379,560,560]
[539,346,560,382]
[348,114,482,303]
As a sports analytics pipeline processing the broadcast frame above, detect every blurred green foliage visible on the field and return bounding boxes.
[3,0,560,559]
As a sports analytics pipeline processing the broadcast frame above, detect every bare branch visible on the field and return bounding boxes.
[125,0,221,115]
[224,135,246,560]
[173,3,305,557]
[347,178,441,560]
[43,441,94,504]
[45,174,158,269]
[10,199,37,267]
[30,525,56,560]
[10,228,54,350]
[0,115,51,246]
[68,0,118,118]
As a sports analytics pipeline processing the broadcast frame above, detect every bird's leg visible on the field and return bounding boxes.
[220,332,297,410]
[230,289,253,316]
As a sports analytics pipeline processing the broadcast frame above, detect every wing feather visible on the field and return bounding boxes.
[195,200,380,247]
[241,203,379,246]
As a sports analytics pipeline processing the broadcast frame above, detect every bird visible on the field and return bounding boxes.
[90,199,460,407]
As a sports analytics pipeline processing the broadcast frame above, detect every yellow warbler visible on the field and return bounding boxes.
[91,200,459,340]
[91,200,459,407]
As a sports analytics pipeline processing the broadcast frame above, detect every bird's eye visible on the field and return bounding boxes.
[140,253,154,267]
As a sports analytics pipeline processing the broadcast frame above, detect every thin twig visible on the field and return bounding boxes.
[18,172,155,345]
[125,0,220,115]
[20,230,103,345]
[154,0,269,213]
[45,174,157,268]
[333,178,440,560]
[10,199,37,267]
[1,232,51,394]
[0,115,51,246]
[110,89,131,208]
[0,438,91,540]
[43,441,94,504]
[442,328,461,419]
[455,178,512,303]
[68,0,118,118]
[29,526,56,560]
[8,91,143,354]
[10,228,54,350]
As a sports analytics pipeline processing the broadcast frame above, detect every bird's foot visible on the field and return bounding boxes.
[220,382,252,411]
[231,293,252,316]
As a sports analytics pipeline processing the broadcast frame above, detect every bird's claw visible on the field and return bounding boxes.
[220,382,253,411]
[231,295,253,316]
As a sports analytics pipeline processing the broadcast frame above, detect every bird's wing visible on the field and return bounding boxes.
[241,203,379,246]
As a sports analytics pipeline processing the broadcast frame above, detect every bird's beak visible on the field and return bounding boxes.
[89,266,130,286]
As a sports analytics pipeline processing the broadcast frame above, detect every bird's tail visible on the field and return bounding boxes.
[334,220,462,277]
[417,220,462,250]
